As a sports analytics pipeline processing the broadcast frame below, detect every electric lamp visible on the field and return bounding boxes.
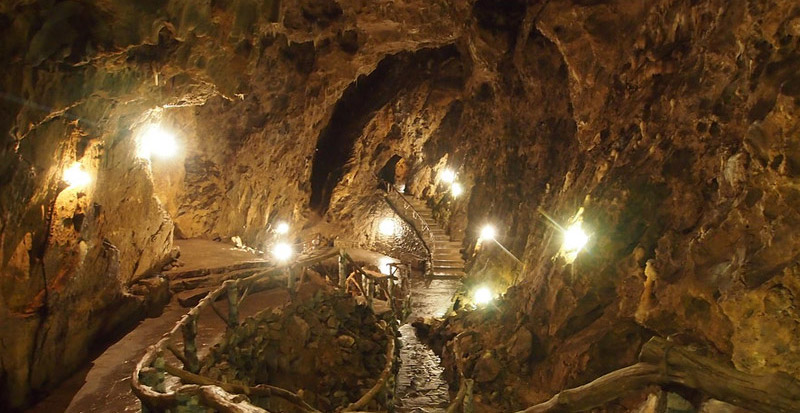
[63,162,91,188]
[473,287,493,305]
[440,168,456,184]
[275,222,290,235]
[479,225,496,241]
[137,124,178,160]
[451,182,464,198]
[562,222,589,254]
[271,242,293,262]
[379,218,397,236]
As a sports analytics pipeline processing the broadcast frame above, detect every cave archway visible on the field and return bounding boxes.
[308,45,460,212]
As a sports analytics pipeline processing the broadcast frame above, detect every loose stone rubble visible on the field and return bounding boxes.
[201,289,395,412]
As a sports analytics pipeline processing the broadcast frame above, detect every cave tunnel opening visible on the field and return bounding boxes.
[309,45,460,213]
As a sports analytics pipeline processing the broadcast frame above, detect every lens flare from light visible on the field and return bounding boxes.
[479,225,496,241]
[379,218,397,236]
[63,162,91,188]
[271,242,293,262]
[275,222,290,235]
[473,287,493,305]
[451,182,464,198]
[137,124,178,160]
[562,222,589,253]
[378,257,394,275]
[440,169,456,184]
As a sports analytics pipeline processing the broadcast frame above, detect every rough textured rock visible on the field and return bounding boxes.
[1,0,799,411]
[201,290,391,411]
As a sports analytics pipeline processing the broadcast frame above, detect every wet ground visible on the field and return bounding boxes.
[395,277,461,413]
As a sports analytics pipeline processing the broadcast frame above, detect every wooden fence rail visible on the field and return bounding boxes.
[131,247,405,413]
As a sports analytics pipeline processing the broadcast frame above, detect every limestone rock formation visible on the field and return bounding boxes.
[1,0,799,411]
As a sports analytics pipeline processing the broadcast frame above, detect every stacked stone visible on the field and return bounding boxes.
[201,291,394,411]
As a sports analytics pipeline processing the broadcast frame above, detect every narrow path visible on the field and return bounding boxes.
[395,277,461,412]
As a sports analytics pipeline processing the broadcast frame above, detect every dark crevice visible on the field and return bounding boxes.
[309,45,461,212]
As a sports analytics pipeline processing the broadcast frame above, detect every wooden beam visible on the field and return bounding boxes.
[516,337,800,413]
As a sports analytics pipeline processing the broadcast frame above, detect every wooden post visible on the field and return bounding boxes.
[286,266,295,296]
[366,277,374,309]
[225,281,239,328]
[464,379,474,413]
[388,266,395,302]
[181,315,199,373]
[338,251,347,288]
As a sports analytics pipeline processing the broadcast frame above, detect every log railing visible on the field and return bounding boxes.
[384,186,434,276]
[515,336,800,413]
[443,333,800,413]
[131,247,406,413]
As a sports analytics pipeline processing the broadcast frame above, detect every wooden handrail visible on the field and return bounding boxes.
[384,188,435,269]
[516,336,800,413]
[132,246,402,413]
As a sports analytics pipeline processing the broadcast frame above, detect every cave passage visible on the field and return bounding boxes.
[309,46,460,212]
[5,1,800,412]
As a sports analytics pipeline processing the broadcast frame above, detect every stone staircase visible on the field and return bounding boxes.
[403,196,466,279]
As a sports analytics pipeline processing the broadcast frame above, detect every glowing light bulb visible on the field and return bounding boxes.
[378,257,394,275]
[271,242,293,262]
[137,124,178,160]
[379,218,397,236]
[451,182,464,198]
[63,162,91,188]
[479,225,496,241]
[473,287,493,305]
[562,222,589,253]
[440,169,456,184]
[275,222,290,235]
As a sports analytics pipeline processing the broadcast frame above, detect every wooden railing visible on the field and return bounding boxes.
[384,186,435,276]
[443,334,800,413]
[131,247,406,413]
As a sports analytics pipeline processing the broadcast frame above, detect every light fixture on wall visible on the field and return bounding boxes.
[63,162,91,188]
[538,207,591,263]
[440,168,456,184]
[271,242,293,262]
[473,286,493,305]
[562,222,589,253]
[479,224,496,242]
[275,221,290,235]
[451,182,464,198]
[379,218,397,236]
[137,124,178,160]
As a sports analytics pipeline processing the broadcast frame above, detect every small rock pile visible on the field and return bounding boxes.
[201,290,393,411]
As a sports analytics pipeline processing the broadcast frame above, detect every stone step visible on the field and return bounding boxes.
[434,249,462,255]
[430,270,466,279]
[433,264,464,271]
[433,258,464,264]
[433,254,463,261]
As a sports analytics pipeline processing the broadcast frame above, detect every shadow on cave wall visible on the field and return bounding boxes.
[309,45,462,213]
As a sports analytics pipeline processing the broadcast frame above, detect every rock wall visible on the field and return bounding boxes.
[0,0,461,409]
[2,0,799,410]
[411,0,800,410]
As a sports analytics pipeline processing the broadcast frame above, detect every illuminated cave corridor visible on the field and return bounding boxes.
[2,1,800,412]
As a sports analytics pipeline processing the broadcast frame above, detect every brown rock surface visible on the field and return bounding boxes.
[0,0,798,411]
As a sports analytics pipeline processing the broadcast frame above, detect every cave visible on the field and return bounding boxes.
[2,1,800,413]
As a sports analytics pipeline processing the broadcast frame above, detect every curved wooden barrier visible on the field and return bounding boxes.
[131,248,405,412]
